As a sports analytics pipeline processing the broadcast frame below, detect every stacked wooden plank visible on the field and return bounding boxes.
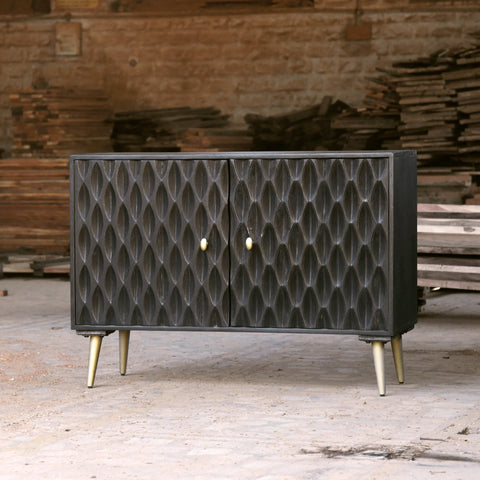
[362,75,400,115]
[464,172,480,204]
[110,107,229,151]
[0,158,70,254]
[244,97,351,151]
[417,167,474,204]
[353,34,480,167]
[0,253,70,278]
[10,87,112,157]
[331,74,400,150]
[376,54,458,165]
[202,0,314,10]
[330,112,400,150]
[417,203,480,291]
[112,0,313,14]
[178,127,252,151]
[443,36,480,162]
[329,58,459,157]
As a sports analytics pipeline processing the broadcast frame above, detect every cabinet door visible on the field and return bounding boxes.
[72,159,230,329]
[229,157,390,331]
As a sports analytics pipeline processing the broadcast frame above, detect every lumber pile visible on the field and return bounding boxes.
[335,74,402,150]
[0,253,70,278]
[10,87,112,157]
[417,167,474,204]
[360,52,458,165]
[244,97,352,150]
[444,34,480,162]
[395,61,457,164]
[330,112,400,150]
[354,32,480,167]
[110,107,230,151]
[417,203,480,291]
[0,158,70,254]
[464,172,480,204]
[178,127,252,151]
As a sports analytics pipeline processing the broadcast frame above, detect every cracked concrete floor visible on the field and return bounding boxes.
[1,277,480,479]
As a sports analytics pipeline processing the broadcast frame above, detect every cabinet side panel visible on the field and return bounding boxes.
[392,151,417,335]
[71,158,230,330]
[70,157,77,330]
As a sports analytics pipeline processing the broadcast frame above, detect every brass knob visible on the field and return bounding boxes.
[200,238,208,251]
[245,237,253,250]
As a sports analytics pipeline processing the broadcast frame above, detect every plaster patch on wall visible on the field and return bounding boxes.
[55,22,82,56]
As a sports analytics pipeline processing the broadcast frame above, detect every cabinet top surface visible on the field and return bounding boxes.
[70,151,416,161]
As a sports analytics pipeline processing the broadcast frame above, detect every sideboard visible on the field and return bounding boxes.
[70,151,417,395]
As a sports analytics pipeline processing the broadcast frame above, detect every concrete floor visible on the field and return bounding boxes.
[1,277,479,479]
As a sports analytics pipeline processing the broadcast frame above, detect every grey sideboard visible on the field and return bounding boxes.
[70,151,417,395]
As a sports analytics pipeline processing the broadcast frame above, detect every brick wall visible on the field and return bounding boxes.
[1,3,479,154]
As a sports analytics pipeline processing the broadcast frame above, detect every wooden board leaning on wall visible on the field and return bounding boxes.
[0,158,70,255]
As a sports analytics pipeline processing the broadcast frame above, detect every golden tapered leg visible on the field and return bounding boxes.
[87,335,103,388]
[391,335,405,384]
[372,341,386,396]
[119,330,130,376]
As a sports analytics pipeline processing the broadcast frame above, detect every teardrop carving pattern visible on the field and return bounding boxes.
[91,205,104,242]
[143,245,155,283]
[78,265,90,303]
[105,306,116,325]
[193,161,208,200]
[105,266,117,303]
[142,205,155,241]
[143,286,156,324]
[118,286,130,324]
[181,266,195,305]
[77,184,90,221]
[130,225,143,262]
[91,245,104,283]
[78,225,90,262]
[155,184,169,220]
[79,305,91,325]
[130,184,142,221]
[104,160,115,180]
[77,160,89,180]
[180,182,196,221]
[116,163,130,200]
[117,245,130,283]
[92,286,104,323]
[104,225,116,262]
[129,159,141,178]
[168,162,182,200]
[104,183,116,221]
[131,266,143,304]
[117,204,130,242]
[91,163,104,201]
[142,162,155,198]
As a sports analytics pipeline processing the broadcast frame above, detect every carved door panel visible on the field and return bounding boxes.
[72,158,230,329]
[229,156,390,331]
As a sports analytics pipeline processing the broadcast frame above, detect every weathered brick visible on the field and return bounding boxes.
[1,7,480,152]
